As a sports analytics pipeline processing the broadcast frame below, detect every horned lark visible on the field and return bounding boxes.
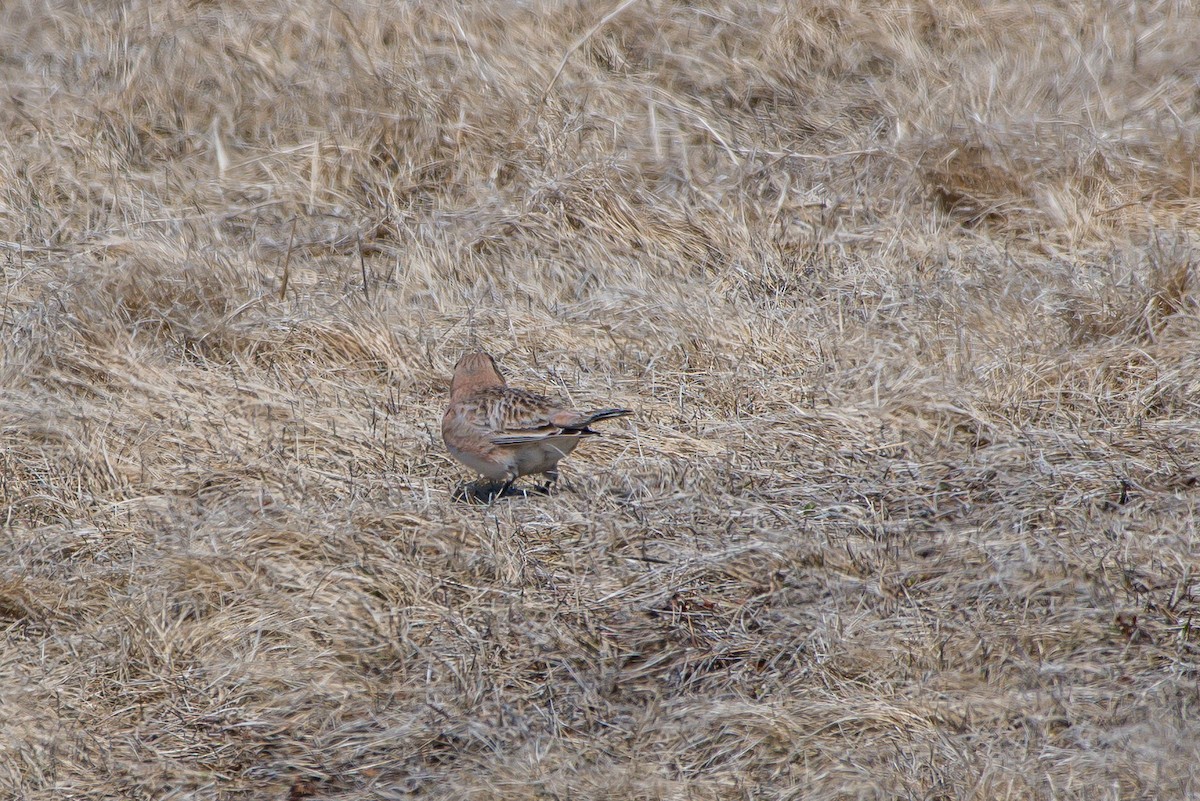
[442,351,631,499]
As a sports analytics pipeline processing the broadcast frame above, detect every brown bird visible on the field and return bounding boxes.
[442,351,631,498]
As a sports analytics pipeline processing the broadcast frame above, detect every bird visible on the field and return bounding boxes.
[442,350,631,499]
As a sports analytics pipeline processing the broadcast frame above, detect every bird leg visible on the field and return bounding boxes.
[491,472,518,503]
[537,469,560,495]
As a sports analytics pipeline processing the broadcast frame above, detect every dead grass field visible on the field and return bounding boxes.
[2,0,1199,798]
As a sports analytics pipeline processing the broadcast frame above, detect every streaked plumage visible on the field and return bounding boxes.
[442,351,631,496]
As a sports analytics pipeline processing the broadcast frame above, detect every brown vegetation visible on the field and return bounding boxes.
[2,0,1198,798]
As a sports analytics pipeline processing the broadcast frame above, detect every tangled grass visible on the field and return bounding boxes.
[1,0,1198,798]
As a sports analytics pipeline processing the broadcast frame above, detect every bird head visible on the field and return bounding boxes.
[450,350,506,400]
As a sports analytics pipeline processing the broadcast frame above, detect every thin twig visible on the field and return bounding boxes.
[279,216,297,302]
[540,0,644,104]
[731,146,888,160]
[358,232,370,303]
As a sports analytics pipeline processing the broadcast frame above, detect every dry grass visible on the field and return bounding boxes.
[2,0,1199,798]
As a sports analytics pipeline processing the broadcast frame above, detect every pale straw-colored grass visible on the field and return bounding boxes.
[1,0,1198,798]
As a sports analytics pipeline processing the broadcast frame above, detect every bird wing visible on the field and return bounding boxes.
[489,430,569,445]
[469,387,631,445]
[489,407,632,445]
[471,387,562,444]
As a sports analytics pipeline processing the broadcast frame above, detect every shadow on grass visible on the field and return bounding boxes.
[451,480,554,504]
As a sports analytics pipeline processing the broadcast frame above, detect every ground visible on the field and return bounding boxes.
[1,1,1198,799]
